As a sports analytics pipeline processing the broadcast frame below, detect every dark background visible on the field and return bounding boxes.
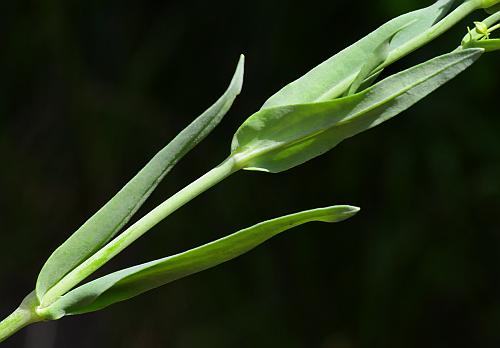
[1,0,499,347]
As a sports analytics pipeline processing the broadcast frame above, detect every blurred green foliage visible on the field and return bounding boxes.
[0,0,499,347]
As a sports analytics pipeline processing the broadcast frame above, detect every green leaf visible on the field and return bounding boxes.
[36,55,245,300]
[39,205,359,318]
[231,49,482,173]
[261,0,455,108]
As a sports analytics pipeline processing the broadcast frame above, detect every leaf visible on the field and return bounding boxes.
[261,0,455,108]
[230,49,483,173]
[39,205,359,318]
[36,55,245,300]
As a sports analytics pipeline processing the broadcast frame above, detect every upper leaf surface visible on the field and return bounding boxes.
[36,55,245,300]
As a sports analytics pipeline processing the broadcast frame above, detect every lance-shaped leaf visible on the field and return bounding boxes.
[230,49,483,173]
[261,0,455,108]
[38,205,359,319]
[36,55,245,300]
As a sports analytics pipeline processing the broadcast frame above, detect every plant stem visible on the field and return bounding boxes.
[39,157,240,309]
[380,0,482,69]
[0,309,33,343]
[0,293,40,343]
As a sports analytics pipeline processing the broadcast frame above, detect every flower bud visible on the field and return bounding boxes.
[474,21,489,35]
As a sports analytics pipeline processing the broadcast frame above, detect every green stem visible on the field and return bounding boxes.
[39,158,240,309]
[0,293,40,343]
[0,309,33,343]
[380,0,482,69]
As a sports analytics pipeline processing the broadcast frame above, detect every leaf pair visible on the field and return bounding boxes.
[36,56,245,302]
[230,49,484,173]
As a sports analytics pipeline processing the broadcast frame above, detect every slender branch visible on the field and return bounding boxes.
[38,158,240,309]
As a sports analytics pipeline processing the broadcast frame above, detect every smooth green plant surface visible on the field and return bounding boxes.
[1,0,499,343]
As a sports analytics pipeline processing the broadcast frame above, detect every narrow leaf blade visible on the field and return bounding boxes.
[231,49,482,173]
[261,0,455,108]
[42,205,359,318]
[36,55,245,300]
